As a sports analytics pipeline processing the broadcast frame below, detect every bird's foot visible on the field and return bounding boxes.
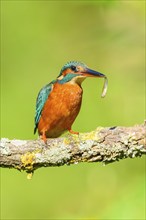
[68,129,79,135]
[40,132,47,144]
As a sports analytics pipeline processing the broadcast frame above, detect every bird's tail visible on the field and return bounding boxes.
[34,125,38,134]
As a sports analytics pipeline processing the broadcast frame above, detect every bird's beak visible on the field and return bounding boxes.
[82,68,106,78]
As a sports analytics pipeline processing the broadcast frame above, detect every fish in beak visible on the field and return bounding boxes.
[81,68,108,98]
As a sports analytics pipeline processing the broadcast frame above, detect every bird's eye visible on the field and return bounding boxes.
[71,65,76,71]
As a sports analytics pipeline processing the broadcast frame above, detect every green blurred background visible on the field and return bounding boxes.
[1,1,145,219]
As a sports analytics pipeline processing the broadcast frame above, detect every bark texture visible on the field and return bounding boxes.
[0,124,146,174]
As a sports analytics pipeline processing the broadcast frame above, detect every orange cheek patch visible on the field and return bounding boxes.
[62,68,75,76]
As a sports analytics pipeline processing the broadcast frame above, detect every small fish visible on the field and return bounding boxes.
[101,76,108,98]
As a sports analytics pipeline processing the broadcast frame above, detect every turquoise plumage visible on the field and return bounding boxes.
[34,80,56,134]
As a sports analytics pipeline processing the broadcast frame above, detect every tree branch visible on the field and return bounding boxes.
[0,124,146,175]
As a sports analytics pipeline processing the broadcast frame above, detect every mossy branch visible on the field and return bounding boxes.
[0,123,146,175]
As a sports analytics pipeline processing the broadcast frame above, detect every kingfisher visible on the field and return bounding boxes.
[34,61,108,142]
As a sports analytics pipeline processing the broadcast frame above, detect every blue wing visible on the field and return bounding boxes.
[34,80,56,134]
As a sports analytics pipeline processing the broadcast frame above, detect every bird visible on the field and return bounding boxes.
[34,61,108,142]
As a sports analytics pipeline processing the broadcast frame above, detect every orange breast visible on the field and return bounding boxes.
[38,82,83,138]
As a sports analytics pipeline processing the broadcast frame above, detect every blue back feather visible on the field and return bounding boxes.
[34,80,56,134]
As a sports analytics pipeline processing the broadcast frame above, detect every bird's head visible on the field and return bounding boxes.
[57,61,108,97]
[58,61,106,81]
